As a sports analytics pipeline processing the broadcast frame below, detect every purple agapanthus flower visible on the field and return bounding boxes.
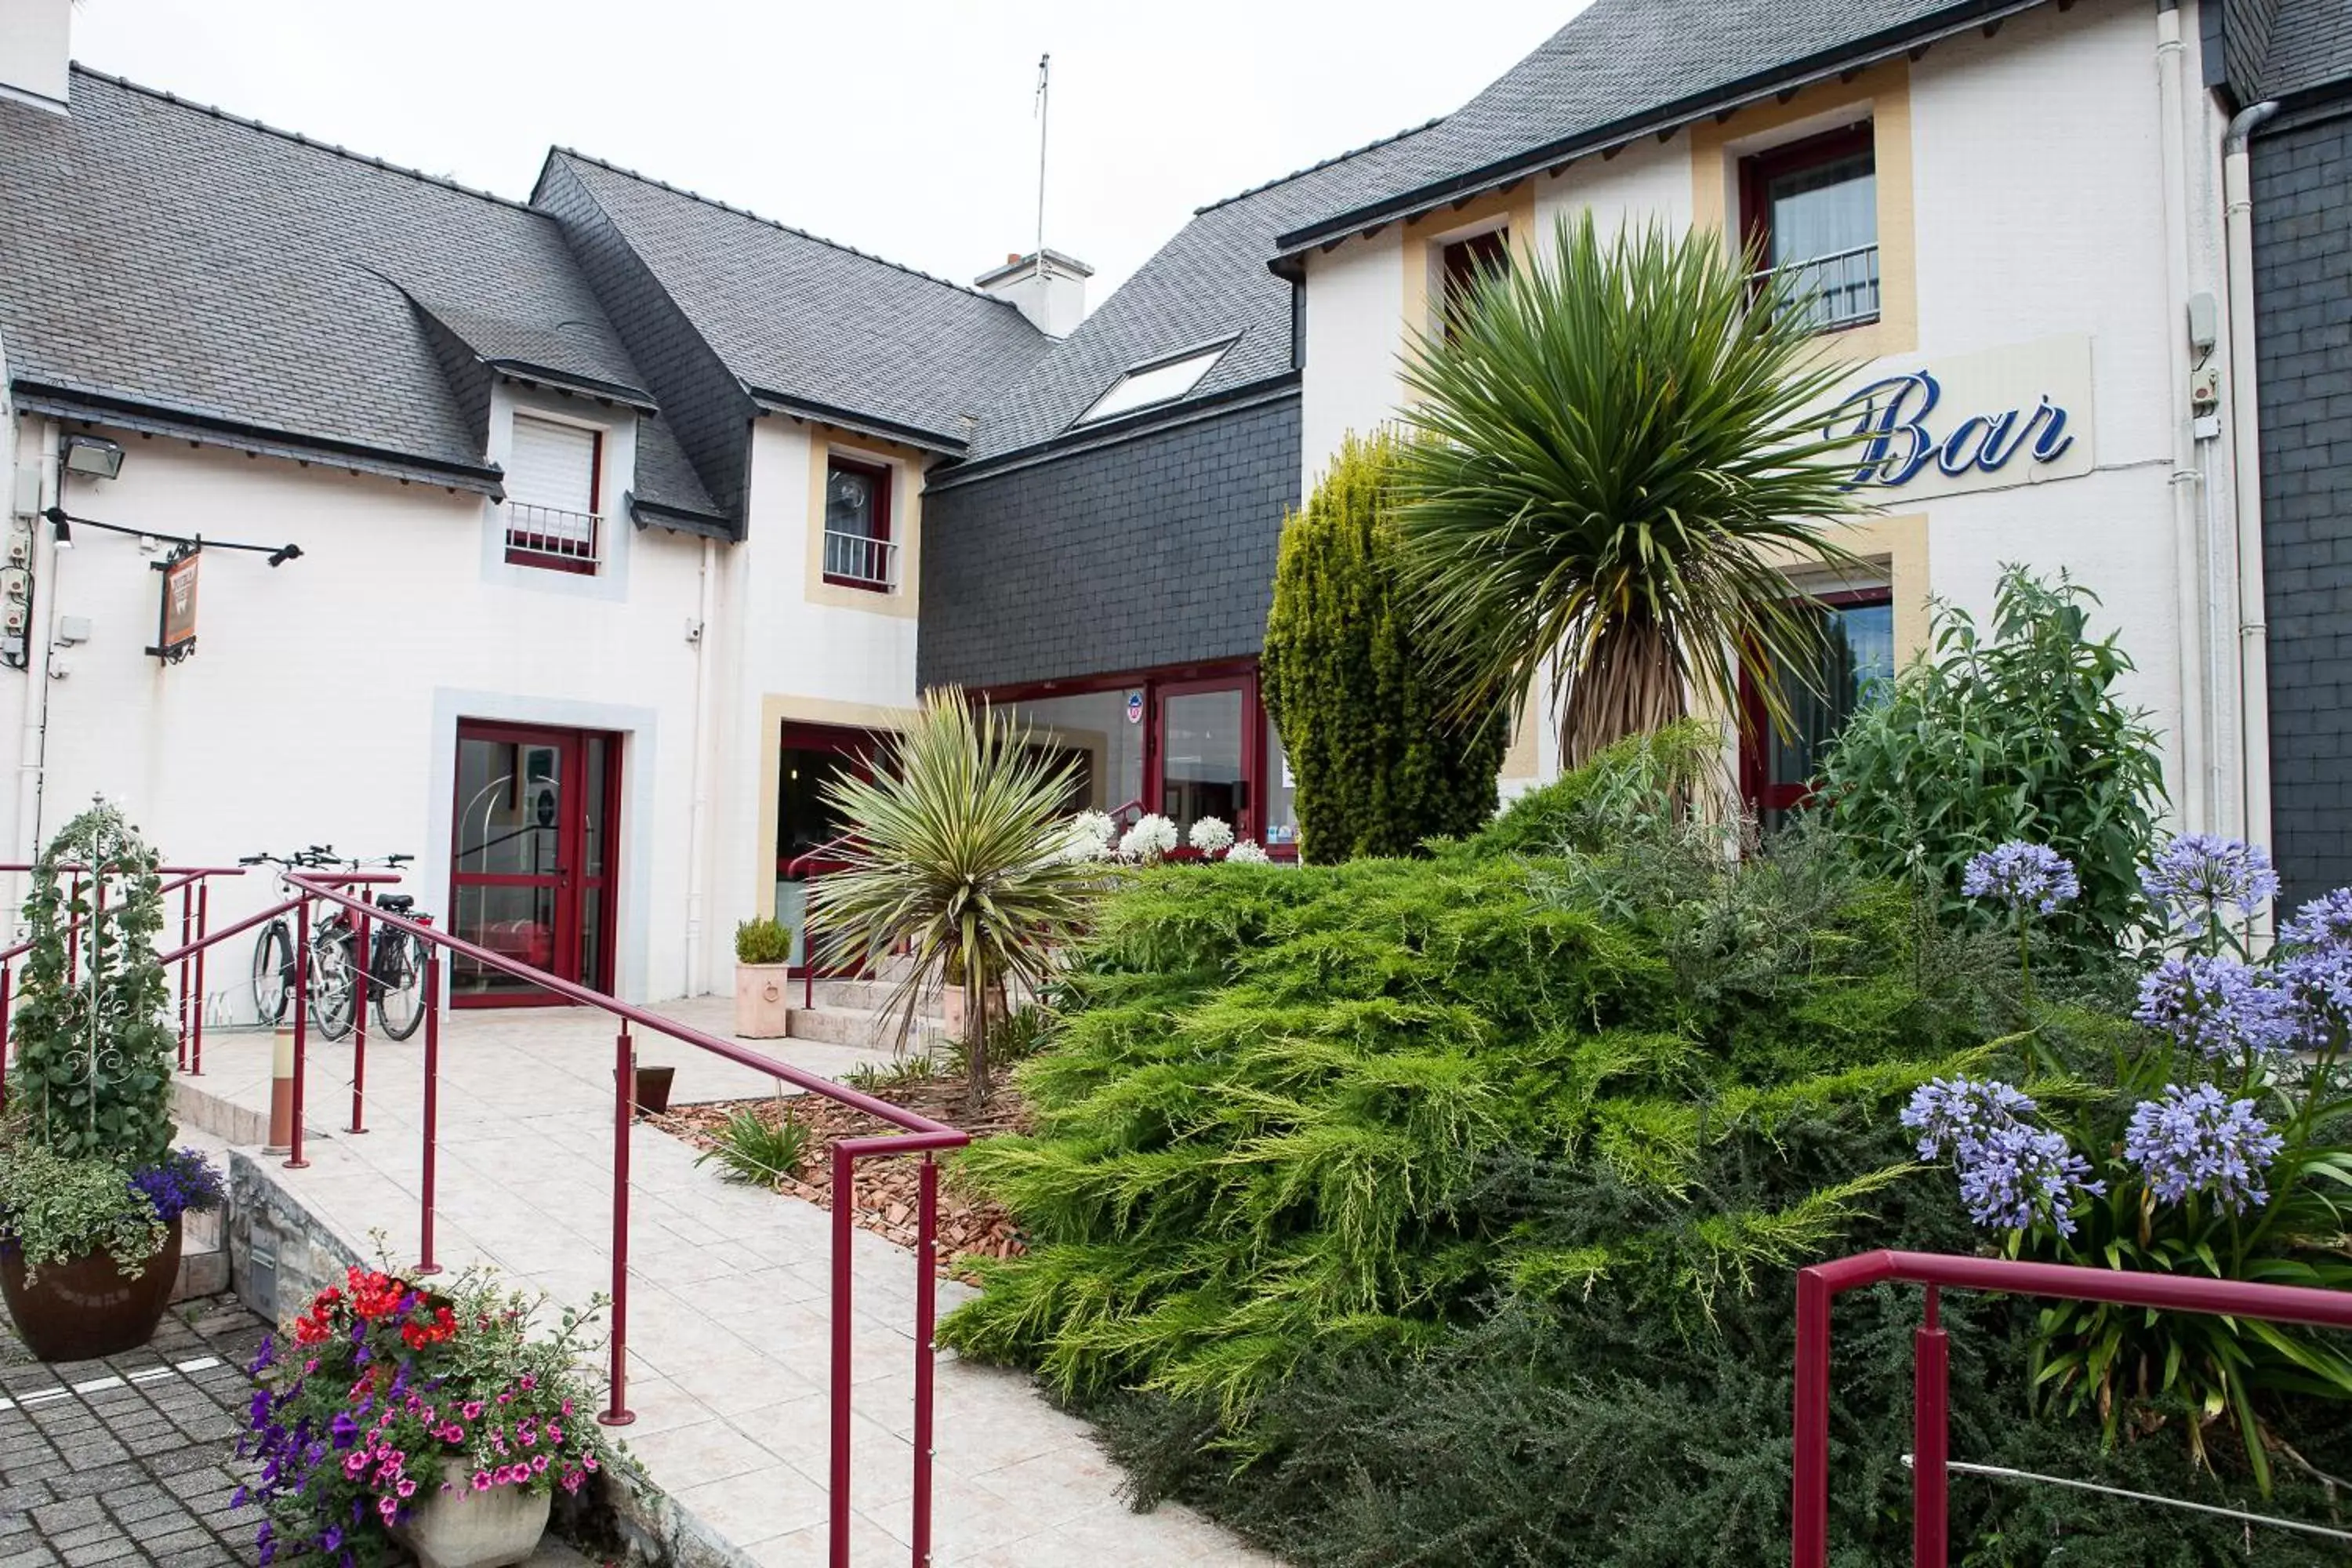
[1962,842,2082,915]
[1901,1077,2038,1162]
[2132,954,2300,1058]
[2278,942,2352,1039]
[2281,887,2352,952]
[2141,834,2281,931]
[2123,1083,2283,1212]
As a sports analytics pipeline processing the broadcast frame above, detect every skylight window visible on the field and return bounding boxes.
[1074,343,1232,426]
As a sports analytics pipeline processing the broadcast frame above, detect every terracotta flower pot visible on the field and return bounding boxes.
[394,1463,551,1568]
[735,961,793,1039]
[0,1216,182,1363]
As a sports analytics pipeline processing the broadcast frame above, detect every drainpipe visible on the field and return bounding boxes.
[2224,100,2280,921]
[2156,0,2209,833]
[682,534,717,996]
[13,420,59,881]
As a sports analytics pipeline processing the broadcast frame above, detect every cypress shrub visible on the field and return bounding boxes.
[1262,431,1507,862]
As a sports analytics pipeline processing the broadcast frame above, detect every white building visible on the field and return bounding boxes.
[0,0,2311,1016]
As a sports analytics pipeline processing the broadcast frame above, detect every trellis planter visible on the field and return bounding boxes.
[0,1216,183,1362]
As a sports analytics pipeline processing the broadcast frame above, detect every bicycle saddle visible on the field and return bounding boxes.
[375,894,417,913]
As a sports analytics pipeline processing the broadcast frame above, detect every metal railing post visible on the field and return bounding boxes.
[1791,1266,1831,1568]
[191,880,209,1076]
[177,883,192,1069]
[913,1156,938,1568]
[1914,1287,1949,1568]
[417,951,441,1276]
[348,905,370,1134]
[66,873,80,985]
[600,1022,636,1427]
[830,1143,855,1568]
[286,898,310,1170]
[0,964,12,1117]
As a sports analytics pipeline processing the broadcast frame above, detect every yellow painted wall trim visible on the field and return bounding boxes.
[1689,61,1918,363]
[803,423,926,618]
[1400,184,1539,394]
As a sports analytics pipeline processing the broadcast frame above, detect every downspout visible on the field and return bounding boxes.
[2156,0,2209,833]
[682,534,717,996]
[2224,100,2280,924]
[15,420,59,872]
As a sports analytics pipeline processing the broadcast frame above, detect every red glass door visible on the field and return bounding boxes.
[1151,675,1259,849]
[450,721,620,1005]
[1738,590,1895,833]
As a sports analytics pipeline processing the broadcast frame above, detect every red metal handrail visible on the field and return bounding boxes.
[1791,1249,2352,1568]
[267,872,964,1568]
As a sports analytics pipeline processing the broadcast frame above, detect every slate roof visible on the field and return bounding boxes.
[542,152,1051,452]
[950,122,1444,469]
[0,70,720,517]
[2263,0,2352,99]
[1273,0,2053,253]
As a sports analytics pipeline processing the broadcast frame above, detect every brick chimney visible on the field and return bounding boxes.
[975,249,1093,339]
[0,0,71,114]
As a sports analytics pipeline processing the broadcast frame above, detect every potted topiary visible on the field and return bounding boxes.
[0,799,225,1359]
[239,1265,609,1568]
[734,916,794,1038]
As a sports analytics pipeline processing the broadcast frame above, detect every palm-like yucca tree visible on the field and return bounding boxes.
[806,690,1098,1108]
[1395,211,1870,769]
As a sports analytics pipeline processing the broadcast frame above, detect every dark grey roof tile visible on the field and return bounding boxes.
[2265,0,2352,97]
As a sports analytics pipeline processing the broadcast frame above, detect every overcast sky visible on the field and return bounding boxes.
[67,1,1584,307]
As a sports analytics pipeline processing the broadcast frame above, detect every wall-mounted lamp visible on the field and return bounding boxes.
[267,544,303,568]
[60,434,125,481]
[49,515,71,550]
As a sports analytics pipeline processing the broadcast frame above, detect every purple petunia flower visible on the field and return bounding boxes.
[1962,842,2082,916]
[2123,1083,2283,1212]
[2132,955,2300,1058]
[2281,887,2352,952]
[2142,834,2281,931]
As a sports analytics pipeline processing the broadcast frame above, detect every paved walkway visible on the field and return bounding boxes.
[176,1000,1269,1568]
[0,1298,263,1568]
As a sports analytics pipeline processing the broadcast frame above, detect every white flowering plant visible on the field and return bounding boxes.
[1225,840,1272,865]
[1188,816,1235,856]
[1062,811,1116,862]
[1118,813,1179,863]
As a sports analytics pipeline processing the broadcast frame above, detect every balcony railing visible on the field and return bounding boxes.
[505,502,601,574]
[823,528,897,592]
[1751,242,1881,333]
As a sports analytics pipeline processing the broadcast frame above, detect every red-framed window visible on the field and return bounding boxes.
[1738,588,1896,832]
[503,416,604,575]
[975,659,1297,858]
[1738,122,1879,333]
[822,454,894,590]
[1439,228,1510,336]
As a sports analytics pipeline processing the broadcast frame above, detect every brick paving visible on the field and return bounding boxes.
[0,1298,267,1568]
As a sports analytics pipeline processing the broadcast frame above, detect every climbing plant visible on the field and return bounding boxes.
[9,798,176,1164]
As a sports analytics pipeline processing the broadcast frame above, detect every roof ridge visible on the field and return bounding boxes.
[549,148,1028,309]
[67,64,543,216]
[1192,116,1449,214]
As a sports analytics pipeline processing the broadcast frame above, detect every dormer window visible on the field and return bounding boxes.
[505,415,603,574]
[1740,123,1879,332]
[1075,343,1231,426]
[822,455,895,591]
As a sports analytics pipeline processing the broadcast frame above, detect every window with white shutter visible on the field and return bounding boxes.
[504,416,603,573]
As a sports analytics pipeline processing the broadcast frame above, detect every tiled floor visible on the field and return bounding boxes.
[179,999,1272,1567]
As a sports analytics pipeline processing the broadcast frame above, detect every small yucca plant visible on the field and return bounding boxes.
[696,1106,811,1188]
[808,690,1102,1109]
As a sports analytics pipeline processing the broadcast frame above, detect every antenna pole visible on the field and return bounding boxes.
[1034,53,1050,281]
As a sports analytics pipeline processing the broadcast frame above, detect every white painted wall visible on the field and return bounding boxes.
[1531,130,1694,245]
[1299,229,1406,490]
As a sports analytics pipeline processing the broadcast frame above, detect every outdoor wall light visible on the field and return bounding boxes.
[60,434,125,481]
[49,514,70,550]
[267,543,303,568]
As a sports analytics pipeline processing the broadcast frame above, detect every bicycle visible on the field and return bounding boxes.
[241,848,431,1042]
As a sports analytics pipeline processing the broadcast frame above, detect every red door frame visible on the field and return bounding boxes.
[1737,587,1892,818]
[449,720,622,1007]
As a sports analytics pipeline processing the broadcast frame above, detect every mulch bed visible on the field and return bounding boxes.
[653,1073,1030,1281]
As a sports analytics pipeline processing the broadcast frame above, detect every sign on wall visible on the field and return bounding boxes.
[149,546,198,663]
[1828,334,2096,503]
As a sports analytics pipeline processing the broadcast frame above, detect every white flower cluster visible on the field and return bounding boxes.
[1062,809,1116,862]
[1225,839,1272,865]
[1119,812,1180,862]
[1188,815,1235,855]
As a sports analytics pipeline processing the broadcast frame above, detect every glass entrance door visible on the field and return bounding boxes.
[450,722,619,1004]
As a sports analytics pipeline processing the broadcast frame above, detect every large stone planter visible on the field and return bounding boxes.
[735,961,793,1038]
[0,1216,183,1362]
[395,1463,551,1568]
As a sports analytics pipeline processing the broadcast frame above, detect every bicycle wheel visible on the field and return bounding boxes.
[251,920,293,1025]
[309,928,357,1040]
[373,931,427,1041]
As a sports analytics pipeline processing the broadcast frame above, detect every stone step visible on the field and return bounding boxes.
[808,975,944,1013]
[785,1004,949,1051]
